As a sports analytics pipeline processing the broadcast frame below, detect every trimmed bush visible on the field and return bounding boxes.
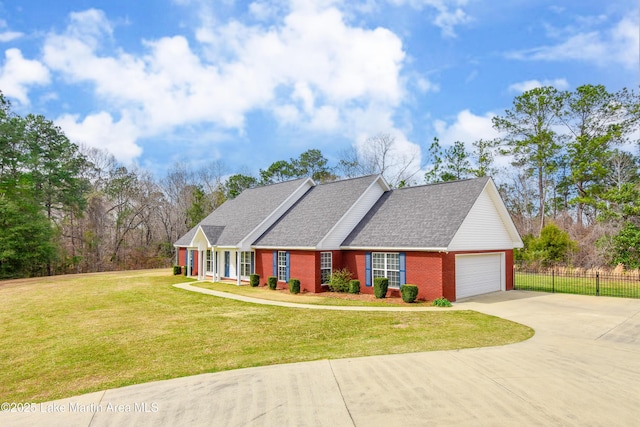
[173,265,182,275]
[348,279,360,294]
[288,278,301,294]
[182,266,187,276]
[267,276,277,290]
[328,268,352,293]
[374,277,388,299]
[249,274,260,287]
[401,284,419,303]
[433,297,452,307]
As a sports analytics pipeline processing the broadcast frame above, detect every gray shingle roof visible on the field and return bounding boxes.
[341,177,490,248]
[253,175,381,247]
[174,177,310,247]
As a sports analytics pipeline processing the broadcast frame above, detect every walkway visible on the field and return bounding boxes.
[2,291,640,426]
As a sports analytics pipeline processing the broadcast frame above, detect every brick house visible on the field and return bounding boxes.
[175,175,523,301]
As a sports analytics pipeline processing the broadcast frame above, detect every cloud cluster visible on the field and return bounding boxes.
[0,48,50,105]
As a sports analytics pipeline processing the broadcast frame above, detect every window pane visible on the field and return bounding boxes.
[387,271,400,289]
[387,253,399,270]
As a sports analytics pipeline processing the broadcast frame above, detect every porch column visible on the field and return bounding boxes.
[199,250,204,280]
[236,251,241,286]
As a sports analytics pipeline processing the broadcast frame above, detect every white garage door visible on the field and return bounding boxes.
[455,253,502,299]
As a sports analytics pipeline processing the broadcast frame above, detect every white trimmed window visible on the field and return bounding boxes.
[320,252,332,285]
[372,253,400,289]
[240,251,252,277]
[278,251,287,282]
[206,250,213,272]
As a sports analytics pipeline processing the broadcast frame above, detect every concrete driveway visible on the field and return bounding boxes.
[3,291,640,426]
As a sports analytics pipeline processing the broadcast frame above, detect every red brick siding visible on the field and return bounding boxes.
[178,248,186,267]
[289,251,319,293]
[405,252,446,301]
[255,250,274,286]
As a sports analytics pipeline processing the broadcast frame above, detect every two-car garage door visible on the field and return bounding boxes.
[455,253,503,299]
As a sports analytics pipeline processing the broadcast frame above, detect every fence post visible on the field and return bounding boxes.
[552,269,555,293]
[596,271,600,296]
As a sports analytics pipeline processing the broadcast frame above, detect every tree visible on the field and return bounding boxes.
[291,149,334,182]
[259,160,298,185]
[442,141,471,181]
[607,222,640,269]
[528,222,578,266]
[186,185,212,229]
[338,133,420,187]
[470,139,499,178]
[493,86,565,235]
[558,85,638,227]
[424,137,444,183]
[224,174,258,199]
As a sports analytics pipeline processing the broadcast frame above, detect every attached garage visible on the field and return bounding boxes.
[455,253,504,299]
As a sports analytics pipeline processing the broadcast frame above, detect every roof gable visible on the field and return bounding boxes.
[174,177,313,248]
[254,175,387,249]
[341,177,491,249]
[448,179,523,250]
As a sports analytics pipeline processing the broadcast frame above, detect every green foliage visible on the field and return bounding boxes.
[608,222,640,269]
[173,265,182,275]
[348,279,360,294]
[328,268,353,293]
[288,278,301,294]
[374,277,389,299]
[250,274,260,287]
[183,266,187,276]
[186,185,213,229]
[433,297,452,307]
[224,174,257,199]
[401,284,419,303]
[527,223,578,266]
[267,276,277,290]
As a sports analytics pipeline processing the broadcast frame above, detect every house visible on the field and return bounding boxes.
[174,175,523,301]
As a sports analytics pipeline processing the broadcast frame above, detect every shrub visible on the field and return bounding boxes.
[432,297,452,307]
[288,278,300,294]
[249,274,260,287]
[328,268,352,293]
[182,266,187,276]
[374,277,388,299]
[172,265,182,275]
[401,284,418,303]
[267,276,277,290]
[348,279,360,294]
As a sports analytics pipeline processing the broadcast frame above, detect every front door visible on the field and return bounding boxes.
[224,251,230,277]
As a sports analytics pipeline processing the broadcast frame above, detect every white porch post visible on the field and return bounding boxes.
[236,251,241,286]
[199,250,204,280]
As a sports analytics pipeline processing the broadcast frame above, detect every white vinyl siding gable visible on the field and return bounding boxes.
[448,187,515,251]
[317,177,387,250]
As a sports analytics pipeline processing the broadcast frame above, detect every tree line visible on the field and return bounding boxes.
[0,84,639,279]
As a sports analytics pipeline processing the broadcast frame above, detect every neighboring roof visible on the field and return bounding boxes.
[341,177,491,249]
[174,177,311,247]
[253,175,383,248]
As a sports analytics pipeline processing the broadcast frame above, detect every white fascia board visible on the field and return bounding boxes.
[238,177,315,249]
[317,175,387,251]
[252,246,317,251]
[340,246,449,252]
[484,178,524,248]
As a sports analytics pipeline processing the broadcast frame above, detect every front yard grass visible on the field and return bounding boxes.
[0,269,533,403]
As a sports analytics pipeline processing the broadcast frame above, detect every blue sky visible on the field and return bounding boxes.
[1,0,638,179]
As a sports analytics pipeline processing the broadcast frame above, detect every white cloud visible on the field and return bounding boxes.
[42,4,407,162]
[387,0,472,37]
[0,48,50,104]
[508,78,569,93]
[56,112,142,164]
[434,109,500,148]
[507,13,639,69]
[0,31,23,42]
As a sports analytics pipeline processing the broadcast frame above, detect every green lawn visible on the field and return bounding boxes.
[0,269,533,403]
[515,272,640,298]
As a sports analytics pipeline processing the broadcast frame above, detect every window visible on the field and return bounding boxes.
[278,251,288,281]
[320,252,332,285]
[206,250,213,272]
[240,251,253,277]
[372,253,400,289]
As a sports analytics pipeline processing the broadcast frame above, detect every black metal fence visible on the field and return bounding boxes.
[514,265,640,299]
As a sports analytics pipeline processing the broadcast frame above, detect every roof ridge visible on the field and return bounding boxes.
[393,176,489,191]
